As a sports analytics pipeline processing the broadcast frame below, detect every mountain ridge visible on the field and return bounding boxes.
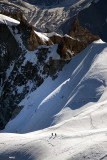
[3,39,107,133]
[0,4,107,160]
[0,13,100,130]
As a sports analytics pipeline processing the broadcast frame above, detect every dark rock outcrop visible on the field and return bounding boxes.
[49,58,70,79]
[69,18,100,51]
[0,24,21,73]
[0,12,53,51]
[0,9,23,22]
[50,18,100,59]
[49,35,73,59]
[59,0,107,42]
[50,35,62,45]
[0,23,22,129]
[17,19,53,51]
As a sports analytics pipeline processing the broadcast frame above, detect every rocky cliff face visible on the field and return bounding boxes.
[69,17,100,54]
[49,18,100,59]
[69,18,100,47]
[0,14,53,130]
[0,0,93,36]
[17,20,53,51]
[1,0,106,43]
[59,0,107,42]
[0,11,53,51]
[0,23,21,75]
[0,23,22,129]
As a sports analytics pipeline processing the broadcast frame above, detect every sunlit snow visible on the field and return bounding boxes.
[0,39,107,160]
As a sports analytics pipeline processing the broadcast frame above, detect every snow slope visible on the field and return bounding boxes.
[0,39,107,159]
[34,31,49,42]
[0,14,20,26]
[2,39,107,133]
[0,126,107,160]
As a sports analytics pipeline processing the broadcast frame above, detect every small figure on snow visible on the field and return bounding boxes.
[55,133,57,137]
[52,133,53,136]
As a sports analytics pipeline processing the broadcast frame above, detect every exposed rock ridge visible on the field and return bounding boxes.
[69,17,100,47]
[49,18,100,59]
[0,16,100,130]
[0,23,22,84]
[17,19,53,51]
[0,23,22,129]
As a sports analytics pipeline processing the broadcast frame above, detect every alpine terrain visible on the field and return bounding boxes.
[0,0,107,160]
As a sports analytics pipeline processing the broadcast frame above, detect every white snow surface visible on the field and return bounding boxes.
[0,39,107,160]
[35,31,49,41]
[44,32,62,38]
[0,14,20,26]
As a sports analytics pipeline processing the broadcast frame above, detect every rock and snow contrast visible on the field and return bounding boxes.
[0,0,94,34]
[0,39,107,159]
[0,0,107,42]
[0,14,20,26]
[0,2,107,160]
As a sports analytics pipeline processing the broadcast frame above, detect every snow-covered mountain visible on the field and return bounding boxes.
[0,7,107,160]
[60,0,107,42]
[0,13,59,130]
[2,38,107,133]
[0,0,106,42]
[0,0,93,33]
[0,13,100,131]
[0,38,107,159]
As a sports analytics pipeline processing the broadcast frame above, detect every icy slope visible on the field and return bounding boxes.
[3,39,107,133]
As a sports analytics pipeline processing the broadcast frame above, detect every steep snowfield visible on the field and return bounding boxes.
[0,39,107,159]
